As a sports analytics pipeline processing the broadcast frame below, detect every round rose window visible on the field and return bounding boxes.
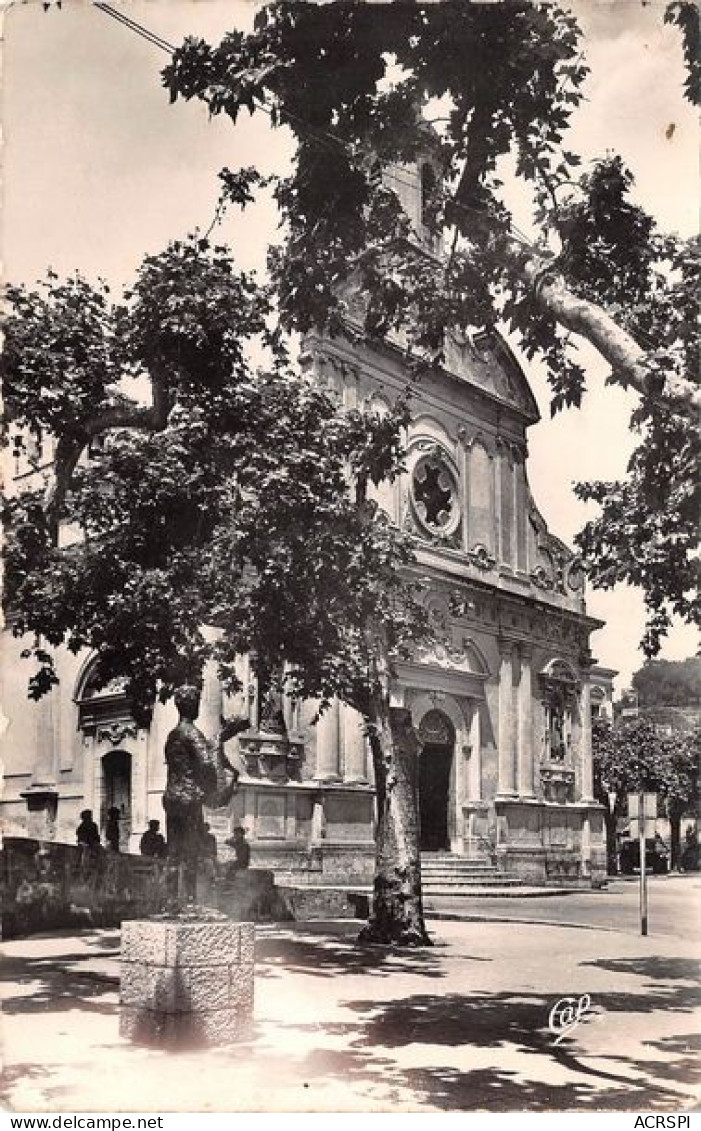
[411,453,460,537]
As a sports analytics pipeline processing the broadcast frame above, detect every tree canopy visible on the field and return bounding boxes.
[631,657,701,710]
[593,714,700,859]
[2,229,435,945]
[593,715,700,866]
[2,233,429,722]
[161,0,700,655]
[593,716,699,809]
[4,0,699,943]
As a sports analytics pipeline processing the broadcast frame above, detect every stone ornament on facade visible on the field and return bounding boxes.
[418,634,486,674]
[530,564,555,592]
[540,763,576,804]
[565,558,586,593]
[237,686,304,783]
[96,722,138,747]
[409,444,461,545]
[238,732,304,782]
[418,708,455,747]
[468,544,497,572]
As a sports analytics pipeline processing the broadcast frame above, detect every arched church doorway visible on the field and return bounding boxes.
[101,749,132,850]
[418,709,455,851]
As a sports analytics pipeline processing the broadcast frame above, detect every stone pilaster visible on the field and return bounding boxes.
[579,665,594,803]
[457,429,470,553]
[314,699,341,781]
[198,658,222,739]
[497,640,517,797]
[494,438,503,563]
[581,811,592,877]
[22,687,59,841]
[130,730,149,851]
[342,704,368,783]
[310,792,326,842]
[517,645,535,798]
[467,702,482,801]
[33,686,57,786]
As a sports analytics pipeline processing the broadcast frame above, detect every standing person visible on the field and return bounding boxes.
[200,822,218,885]
[226,827,251,874]
[140,819,167,859]
[105,806,121,852]
[76,809,100,849]
[202,822,218,862]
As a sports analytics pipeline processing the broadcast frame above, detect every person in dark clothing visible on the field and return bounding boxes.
[140,819,167,859]
[226,826,250,873]
[105,806,121,852]
[202,822,218,860]
[76,809,100,848]
[200,822,218,883]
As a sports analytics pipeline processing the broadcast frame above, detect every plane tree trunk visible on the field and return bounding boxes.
[358,699,431,947]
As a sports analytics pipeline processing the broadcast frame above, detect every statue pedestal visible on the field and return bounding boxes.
[119,917,254,1046]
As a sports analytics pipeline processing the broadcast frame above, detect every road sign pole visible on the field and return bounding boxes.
[639,791,648,936]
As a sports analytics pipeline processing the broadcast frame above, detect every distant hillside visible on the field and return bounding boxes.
[632,657,701,709]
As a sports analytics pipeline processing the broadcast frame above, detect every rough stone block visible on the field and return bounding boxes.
[120,920,255,1046]
[121,919,169,965]
[173,965,231,1013]
[165,921,242,967]
[120,960,177,1011]
[229,965,254,1014]
[238,922,255,967]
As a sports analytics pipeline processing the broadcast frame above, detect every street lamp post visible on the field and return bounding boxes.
[639,790,648,936]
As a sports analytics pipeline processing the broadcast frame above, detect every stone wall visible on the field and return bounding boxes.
[1,837,370,939]
[1,837,168,939]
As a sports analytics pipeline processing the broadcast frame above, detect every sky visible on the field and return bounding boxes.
[2,0,698,689]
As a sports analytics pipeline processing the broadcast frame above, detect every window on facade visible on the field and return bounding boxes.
[411,453,460,538]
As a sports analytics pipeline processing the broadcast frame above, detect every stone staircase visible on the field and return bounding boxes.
[420,852,522,896]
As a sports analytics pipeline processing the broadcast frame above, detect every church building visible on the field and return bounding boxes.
[0,161,607,888]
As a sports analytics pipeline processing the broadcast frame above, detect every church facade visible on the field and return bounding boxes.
[0,164,608,887]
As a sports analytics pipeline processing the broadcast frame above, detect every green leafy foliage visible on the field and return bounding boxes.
[593,716,700,819]
[162,2,699,655]
[575,400,700,656]
[665,1,701,105]
[162,1,586,343]
[632,657,701,710]
[3,242,430,719]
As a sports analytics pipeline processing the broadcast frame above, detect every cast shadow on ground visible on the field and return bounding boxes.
[3,933,698,1113]
[254,925,478,979]
[1,951,118,1016]
[284,983,699,1111]
[580,956,701,985]
[639,1032,701,1086]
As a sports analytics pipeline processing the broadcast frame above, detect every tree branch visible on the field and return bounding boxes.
[506,238,701,418]
[44,372,173,542]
